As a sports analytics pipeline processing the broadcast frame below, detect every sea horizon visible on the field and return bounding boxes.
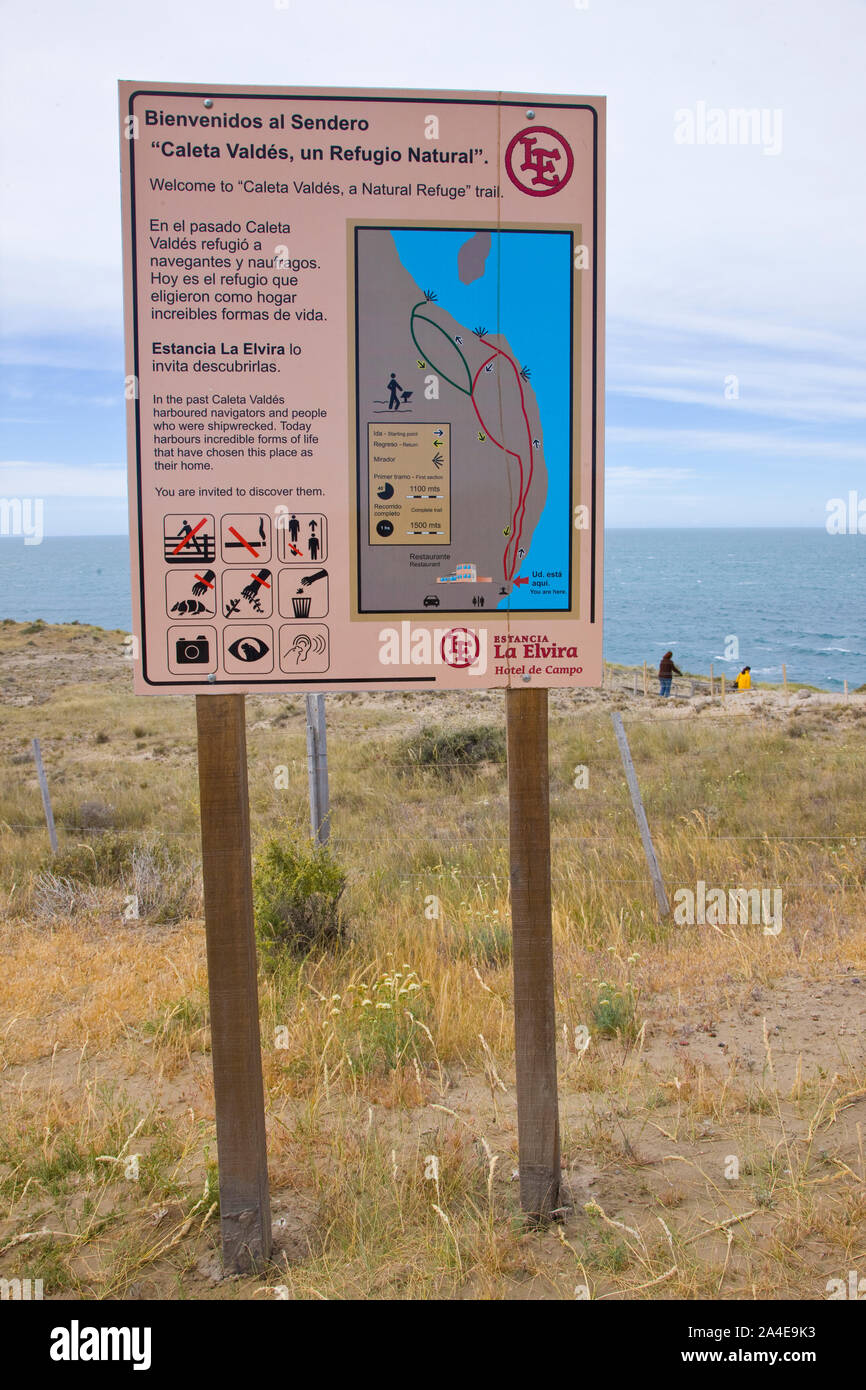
[1,527,863,692]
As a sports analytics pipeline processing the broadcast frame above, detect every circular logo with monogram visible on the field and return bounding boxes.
[441,627,481,668]
[505,125,574,197]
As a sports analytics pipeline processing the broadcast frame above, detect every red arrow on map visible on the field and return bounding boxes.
[514,576,529,586]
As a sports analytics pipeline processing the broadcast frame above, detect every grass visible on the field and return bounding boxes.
[1,621,865,1299]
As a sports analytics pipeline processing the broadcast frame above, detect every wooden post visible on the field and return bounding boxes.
[721,674,726,706]
[782,663,788,695]
[633,670,638,696]
[304,694,330,845]
[642,661,647,697]
[844,679,849,703]
[611,713,670,917]
[195,694,271,1273]
[709,662,714,696]
[31,737,58,855]
[505,687,561,1221]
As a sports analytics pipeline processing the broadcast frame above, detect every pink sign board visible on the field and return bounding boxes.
[119,83,605,693]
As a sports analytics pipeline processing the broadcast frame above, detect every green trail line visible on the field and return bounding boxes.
[409,298,534,583]
[409,301,473,395]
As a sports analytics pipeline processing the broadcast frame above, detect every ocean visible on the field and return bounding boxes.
[0,529,862,691]
[391,227,573,611]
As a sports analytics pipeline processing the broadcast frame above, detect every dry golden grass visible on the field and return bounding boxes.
[1,621,865,1300]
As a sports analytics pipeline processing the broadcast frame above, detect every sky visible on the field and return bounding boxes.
[1,0,865,533]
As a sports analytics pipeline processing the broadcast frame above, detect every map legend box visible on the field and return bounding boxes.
[368,422,451,545]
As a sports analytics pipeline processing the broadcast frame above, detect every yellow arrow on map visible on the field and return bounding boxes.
[477,431,486,442]
[417,359,426,369]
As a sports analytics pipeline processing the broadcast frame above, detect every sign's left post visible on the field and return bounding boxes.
[196,694,272,1272]
[119,91,271,1275]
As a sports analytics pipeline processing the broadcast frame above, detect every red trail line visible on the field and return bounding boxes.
[471,339,536,580]
[471,356,522,580]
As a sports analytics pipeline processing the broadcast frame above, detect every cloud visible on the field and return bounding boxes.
[607,316,866,423]
[607,466,696,485]
[0,462,126,496]
[2,0,866,336]
[606,428,866,460]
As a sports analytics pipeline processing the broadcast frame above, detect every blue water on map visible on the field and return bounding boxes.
[2,530,863,691]
[390,228,573,611]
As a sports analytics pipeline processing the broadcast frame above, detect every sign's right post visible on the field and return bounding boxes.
[506,685,561,1220]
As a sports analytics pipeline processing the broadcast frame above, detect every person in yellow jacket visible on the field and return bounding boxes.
[734,666,752,691]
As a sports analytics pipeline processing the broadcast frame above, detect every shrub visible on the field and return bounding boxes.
[73,800,116,830]
[450,903,511,967]
[253,835,346,966]
[458,919,511,967]
[587,979,640,1041]
[329,969,432,1073]
[51,831,137,885]
[395,723,506,775]
[31,871,92,920]
[132,841,201,923]
[36,832,199,924]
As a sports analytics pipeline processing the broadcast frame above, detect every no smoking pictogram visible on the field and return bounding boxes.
[505,126,574,197]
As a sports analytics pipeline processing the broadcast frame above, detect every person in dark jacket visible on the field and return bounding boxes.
[657,650,682,697]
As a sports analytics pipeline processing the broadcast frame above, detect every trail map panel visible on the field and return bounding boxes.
[355,226,573,615]
[119,83,604,693]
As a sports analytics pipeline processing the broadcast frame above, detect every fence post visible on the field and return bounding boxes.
[782,663,788,695]
[315,694,330,844]
[642,661,647,697]
[611,713,670,917]
[31,738,58,855]
[305,694,330,845]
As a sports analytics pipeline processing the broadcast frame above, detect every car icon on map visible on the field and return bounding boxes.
[423,595,440,608]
